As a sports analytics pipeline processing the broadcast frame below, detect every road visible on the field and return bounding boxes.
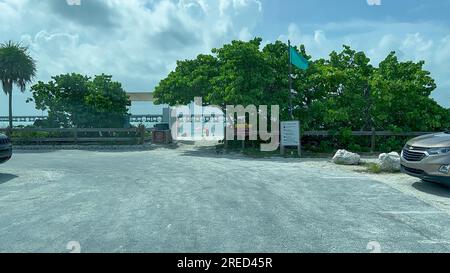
[1,145,450,253]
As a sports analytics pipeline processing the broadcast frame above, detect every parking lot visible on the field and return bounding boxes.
[1,145,450,253]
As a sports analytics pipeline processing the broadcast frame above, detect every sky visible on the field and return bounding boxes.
[0,0,449,115]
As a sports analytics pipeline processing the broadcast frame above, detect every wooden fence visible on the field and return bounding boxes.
[303,130,435,152]
[0,127,436,148]
[0,126,151,145]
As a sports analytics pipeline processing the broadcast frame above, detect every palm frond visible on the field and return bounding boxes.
[0,40,37,93]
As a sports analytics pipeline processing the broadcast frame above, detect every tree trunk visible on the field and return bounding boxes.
[3,81,13,136]
[363,84,373,131]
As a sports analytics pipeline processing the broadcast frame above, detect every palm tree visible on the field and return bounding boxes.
[0,41,36,133]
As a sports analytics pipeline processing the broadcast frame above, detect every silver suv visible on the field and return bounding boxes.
[401,132,450,186]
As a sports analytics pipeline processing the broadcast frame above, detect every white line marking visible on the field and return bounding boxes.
[418,240,450,245]
[322,177,363,179]
[380,211,446,215]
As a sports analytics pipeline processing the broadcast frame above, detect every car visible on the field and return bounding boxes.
[401,132,450,186]
[0,134,12,164]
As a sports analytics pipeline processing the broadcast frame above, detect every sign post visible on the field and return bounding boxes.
[280,121,301,157]
[284,41,307,158]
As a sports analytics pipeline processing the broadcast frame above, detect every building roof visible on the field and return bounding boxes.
[126,92,154,102]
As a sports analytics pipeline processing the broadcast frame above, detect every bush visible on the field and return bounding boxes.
[365,163,382,174]
[363,161,401,174]
[376,136,407,153]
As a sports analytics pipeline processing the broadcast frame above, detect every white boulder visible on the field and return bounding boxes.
[332,149,361,165]
[378,152,401,172]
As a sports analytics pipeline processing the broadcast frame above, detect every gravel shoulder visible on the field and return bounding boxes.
[312,158,450,215]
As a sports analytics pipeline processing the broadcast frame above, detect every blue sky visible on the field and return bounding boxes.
[261,0,450,27]
[0,0,449,115]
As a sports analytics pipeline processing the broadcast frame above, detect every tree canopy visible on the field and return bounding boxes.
[153,38,450,133]
[0,41,37,130]
[29,73,131,128]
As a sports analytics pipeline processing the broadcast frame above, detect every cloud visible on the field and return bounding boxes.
[1,0,448,115]
[47,0,117,28]
[279,20,450,107]
[278,23,333,58]
[367,0,381,6]
[0,0,263,115]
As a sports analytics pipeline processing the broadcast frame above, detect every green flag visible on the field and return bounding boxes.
[290,46,309,70]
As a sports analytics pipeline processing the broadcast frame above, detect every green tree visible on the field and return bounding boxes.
[153,38,449,137]
[0,41,37,131]
[320,46,374,131]
[210,38,271,108]
[261,41,291,120]
[154,38,274,110]
[154,54,219,106]
[30,73,131,128]
[371,52,450,131]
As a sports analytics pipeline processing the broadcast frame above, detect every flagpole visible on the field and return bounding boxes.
[288,40,294,120]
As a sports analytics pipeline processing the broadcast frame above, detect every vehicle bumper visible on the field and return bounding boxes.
[0,145,12,164]
[401,157,450,187]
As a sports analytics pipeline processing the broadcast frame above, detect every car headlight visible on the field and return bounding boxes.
[428,147,450,156]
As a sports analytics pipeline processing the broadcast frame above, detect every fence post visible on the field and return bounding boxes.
[73,127,78,144]
[6,127,12,138]
[224,125,228,150]
[139,125,145,145]
[371,127,376,152]
[298,124,302,158]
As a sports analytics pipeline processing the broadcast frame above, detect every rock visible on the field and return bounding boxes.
[378,152,401,172]
[332,149,361,165]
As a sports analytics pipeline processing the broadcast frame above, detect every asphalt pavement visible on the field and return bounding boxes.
[1,146,450,253]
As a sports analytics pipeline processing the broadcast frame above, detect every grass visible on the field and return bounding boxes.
[361,162,401,174]
[364,162,383,174]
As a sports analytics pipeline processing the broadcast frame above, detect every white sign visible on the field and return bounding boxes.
[281,121,300,146]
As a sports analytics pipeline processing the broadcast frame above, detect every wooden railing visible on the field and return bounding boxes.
[0,126,150,145]
[0,115,164,123]
[303,131,434,137]
[0,127,437,148]
[302,130,436,152]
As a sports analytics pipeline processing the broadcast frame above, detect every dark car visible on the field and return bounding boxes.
[0,134,12,164]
